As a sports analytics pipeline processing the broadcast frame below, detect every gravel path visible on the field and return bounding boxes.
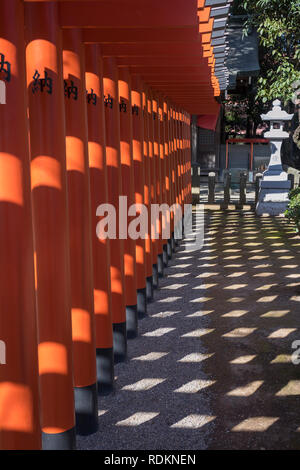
[78,209,300,450]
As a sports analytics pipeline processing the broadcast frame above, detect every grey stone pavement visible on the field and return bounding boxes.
[78,209,300,450]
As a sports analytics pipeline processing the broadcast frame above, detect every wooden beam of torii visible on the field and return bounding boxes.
[82,27,201,44]
[24,0,199,29]
[23,0,221,112]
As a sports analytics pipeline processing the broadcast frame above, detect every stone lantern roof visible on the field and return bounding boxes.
[261,99,294,122]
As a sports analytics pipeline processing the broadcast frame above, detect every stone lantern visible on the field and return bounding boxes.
[256,99,294,216]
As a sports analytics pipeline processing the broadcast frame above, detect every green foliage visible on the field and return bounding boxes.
[284,188,300,231]
[289,186,300,199]
[224,94,268,138]
[293,125,300,149]
[240,0,300,104]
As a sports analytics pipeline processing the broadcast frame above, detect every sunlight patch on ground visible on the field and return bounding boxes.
[276,381,300,396]
[222,310,248,318]
[230,355,257,364]
[271,354,292,364]
[268,328,297,339]
[178,353,214,363]
[257,295,278,303]
[174,379,216,394]
[161,284,188,290]
[158,296,182,303]
[224,284,247,290]
[186,310,213,317]
[122,378,166,392]
[192,283,217,290]
[261,310,289,318]
[132,352,169,361]
[255,284,277,291]
[190,297,213,303]
[226,297,246,303]
[196,272,220,278]
[168,273,190,278]
[171,415,215,429]
[253,272,275,278]
[227,272,247,278]
[227,381,263,397]
[151,311,178,318]
[116,412,159,427]
[143,328,176,337]
[223,328,257,338]
[232,417,278,432]
[181,328,214,338]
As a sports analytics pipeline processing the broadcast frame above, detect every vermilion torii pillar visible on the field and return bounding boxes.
[85,44,114,394]
[172,107,181,243]
[152,93,164,278]
[25,2,76,450]
[62,29,98,436]
[186,113,192,205]
[164,99,173,260]
[103,57,127,362]
[142,85,154,303]
[168,104,176,250]
[179,111,185,209]
[131,74,147,318]
[174,109,183,236]
[0,0,41,450]
[158,95,169,269]
[118,67,138,338]
[148,90,159,290]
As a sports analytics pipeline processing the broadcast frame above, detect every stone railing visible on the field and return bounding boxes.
[204,171,261,207]
[192,165,300,207]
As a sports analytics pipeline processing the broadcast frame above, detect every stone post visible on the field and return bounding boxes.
[239,171,247,205]
[224,171,231,205]
[208,172,215,203]
[288,173,295,190]
[255,173,263,206]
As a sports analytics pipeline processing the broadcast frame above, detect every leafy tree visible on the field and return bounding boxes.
[224,1,300,163]
[241,0,300,105]
[223,94,266,139]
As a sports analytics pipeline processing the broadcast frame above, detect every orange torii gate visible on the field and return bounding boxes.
[0,0,224,450]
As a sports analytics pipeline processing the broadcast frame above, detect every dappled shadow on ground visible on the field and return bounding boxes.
[78,210,300,450]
